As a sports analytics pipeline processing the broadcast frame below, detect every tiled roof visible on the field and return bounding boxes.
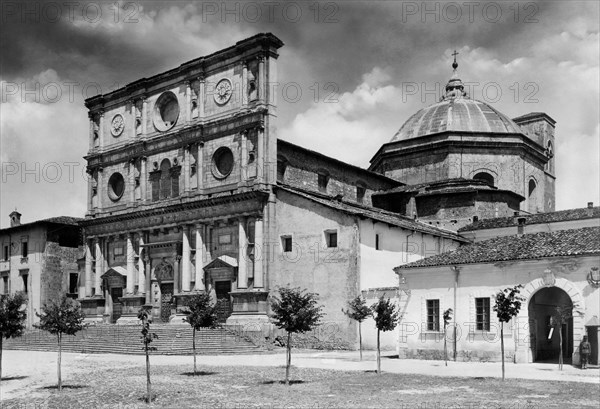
[0,216,83,233]
[276,185,467,242]
[458,207,600,231]
[397,226,600,269]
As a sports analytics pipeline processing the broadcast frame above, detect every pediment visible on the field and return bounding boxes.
[203,255,238,270]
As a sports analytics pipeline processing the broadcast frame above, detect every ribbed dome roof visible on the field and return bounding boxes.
[391,97,522,142]
[391,55,522,142]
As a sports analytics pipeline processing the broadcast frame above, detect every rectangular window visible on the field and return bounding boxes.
[113,246,124,256]
[2,275,9,294]
[22,274,28,294]
[325,231,337,248]
[426,299,440,331]
[3,245,8,261]
[21,241,28,258]
[356,186,366,203]
[476,297,491,331]
[318,173,329,192]
[69,273,79,294]
[281,236,292,253]
[375,234,380,251]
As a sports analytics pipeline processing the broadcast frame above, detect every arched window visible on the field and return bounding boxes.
[473,172,494,187]
[528,179,537,213]
[150,158,180,201]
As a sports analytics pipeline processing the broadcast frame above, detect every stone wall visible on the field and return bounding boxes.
[41,241,81,307]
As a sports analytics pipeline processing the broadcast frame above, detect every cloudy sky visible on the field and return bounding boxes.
[1,0,598,227]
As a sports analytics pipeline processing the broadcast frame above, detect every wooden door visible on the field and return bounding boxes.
[111,287,123,323]
[215,281,232,323]
[160,283,174,323]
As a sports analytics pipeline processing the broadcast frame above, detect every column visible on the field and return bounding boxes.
[140,157,147,202]
[196,143,204,191]
[138,233,146,295]
[238,217,248,289]
[86,168,93,212]
[88,113,94,148]
[240,130,248,181]
[141,97,147,135]
[182,225,191,292]
[98,111,105,149]
[94,238,103,296]
[97,168,104,210]
[256,126,264,184]
[242,61,248,106]
[126,233,135,294]
[186,81,192,123]
[184,146,191,193]
[254,218,264,288]
[84,239,93,297]
[198,76,205,117]
[194,224,205,291]
[130,100,137,137]
[173,253,181,294]
[129,159,136,204]
[258,55,265,102]
[145,254,152,304]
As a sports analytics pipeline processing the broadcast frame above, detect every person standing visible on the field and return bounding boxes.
[579,335,591,369]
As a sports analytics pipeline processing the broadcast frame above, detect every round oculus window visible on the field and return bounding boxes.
[212,147,234,179]
[153,91,180,132]
[107,172,125,201]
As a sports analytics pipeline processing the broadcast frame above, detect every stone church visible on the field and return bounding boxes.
[77,32,576,352]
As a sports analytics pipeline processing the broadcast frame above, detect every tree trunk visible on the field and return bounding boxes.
[444,323,448,367]
[376,330,381,374]
[358,322,363,361]
[146,344,152,402]
[501,323,505,380]
[58,333,62,391]
[285,332,291,385]
[193,327,197,376]
[1,336,3,400]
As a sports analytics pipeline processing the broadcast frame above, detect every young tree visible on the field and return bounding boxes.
[551,304,575,371]
[138,307,158,403]
[493,285,524,380]
[184,293,219,375]
[270,286,324,385]
[371,297,399,374]
[0,292,27,397]
[443,308,453,367]
[342,295,371,361]
[35,296,86,391]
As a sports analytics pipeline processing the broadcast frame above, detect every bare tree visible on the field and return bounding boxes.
[138,307,158,403]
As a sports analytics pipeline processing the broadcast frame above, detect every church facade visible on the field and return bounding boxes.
[75,32,595,359]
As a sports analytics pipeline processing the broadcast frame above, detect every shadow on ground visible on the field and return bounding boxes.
[41,385,88,390]
[260,380,306,385]
[180,371,218,376]
[2,376,28,381]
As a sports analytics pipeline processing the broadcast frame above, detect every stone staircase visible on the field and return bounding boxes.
[3,324,263,355]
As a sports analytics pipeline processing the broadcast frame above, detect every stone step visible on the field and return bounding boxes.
[4,325,263,355]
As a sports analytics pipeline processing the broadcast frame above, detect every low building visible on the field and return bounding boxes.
[0,211,83,328]
[394,205,600,365]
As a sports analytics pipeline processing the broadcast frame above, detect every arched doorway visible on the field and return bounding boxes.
[528,287,573,363]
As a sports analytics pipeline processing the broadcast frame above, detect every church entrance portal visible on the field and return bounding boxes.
[528,287,573,363]
[215,281,232,323]
[160,283,174,323]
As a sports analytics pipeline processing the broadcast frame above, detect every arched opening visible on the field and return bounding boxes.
[473,172,494,187]
[528,287,573,363]
[528,179,537,213]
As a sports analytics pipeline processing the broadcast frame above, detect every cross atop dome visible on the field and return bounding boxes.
[442,49,467,100]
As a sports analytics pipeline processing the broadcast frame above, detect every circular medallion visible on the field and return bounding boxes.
[214,78,233,105]
[111,114,125,137]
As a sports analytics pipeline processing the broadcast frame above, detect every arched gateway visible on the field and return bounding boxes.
[516,276,585,364]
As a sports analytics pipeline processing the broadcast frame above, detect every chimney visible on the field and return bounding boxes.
[588,202,594,209]
[9,210,21,227]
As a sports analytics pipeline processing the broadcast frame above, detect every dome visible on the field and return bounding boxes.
[391,97,522,142]
[390,57,522,142]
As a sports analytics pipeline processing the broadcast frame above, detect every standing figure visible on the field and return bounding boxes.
[579,335,591,369]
